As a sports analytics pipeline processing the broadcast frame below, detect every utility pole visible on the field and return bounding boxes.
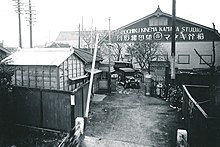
[81,16,84,32]
[171,0,176,84]
[25,0,36,48]
[28,0,32,48]
[13,0,23,48]
[90,18,93,53]
[78,24,81,49]
[108,17,111,93]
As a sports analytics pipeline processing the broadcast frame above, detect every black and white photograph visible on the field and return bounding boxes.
[0,0,220,146]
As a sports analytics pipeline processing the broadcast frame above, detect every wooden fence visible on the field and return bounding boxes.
[182,85,220,147]
[166,73,220,86]
[11,82,89,131]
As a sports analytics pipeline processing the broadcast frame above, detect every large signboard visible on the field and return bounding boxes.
[114,26,209,42]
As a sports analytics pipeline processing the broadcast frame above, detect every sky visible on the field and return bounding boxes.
[0,0,220,48]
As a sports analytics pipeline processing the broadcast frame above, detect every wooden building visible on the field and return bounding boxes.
[2,47,103,92]
[2,47,103,131]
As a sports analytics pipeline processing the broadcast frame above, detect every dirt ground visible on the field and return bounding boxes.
[81,85,183,147]
[0,123,65,147]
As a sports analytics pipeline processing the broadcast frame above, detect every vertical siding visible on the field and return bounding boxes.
[13,87,72,131]
[64,60,69,90]
[74,87,83,117]
[42,91,71,131]
[14,87,41,127]
[74,82,89,118]
[12,81,89,131]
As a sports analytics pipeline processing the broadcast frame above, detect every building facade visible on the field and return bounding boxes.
[2,47,103,92]
[111,6,220,71]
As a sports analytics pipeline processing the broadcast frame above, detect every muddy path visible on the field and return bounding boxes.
[82,86,182,147]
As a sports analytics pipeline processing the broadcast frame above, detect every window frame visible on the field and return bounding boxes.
[178,54,190,64]
[199,55,212,64]
[149,17,168,26]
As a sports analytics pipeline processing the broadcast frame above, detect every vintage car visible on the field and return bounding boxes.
[124,76,140,88]
[116,67,140,89]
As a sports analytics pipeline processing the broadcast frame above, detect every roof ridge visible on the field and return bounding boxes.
[0,46,11,54]
[114,6,218,33]
[74,48,103,58]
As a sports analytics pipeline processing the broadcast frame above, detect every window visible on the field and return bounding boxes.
[200,55,212,64]
[149,17,168,26]
[178,55,190,64]
[98,72,108,80]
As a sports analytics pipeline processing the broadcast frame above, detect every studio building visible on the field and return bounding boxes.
[112,6,220,72]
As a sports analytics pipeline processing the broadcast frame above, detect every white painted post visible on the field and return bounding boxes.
[85,34,99,118]
[75,117,84,134]
[177,129,188,147]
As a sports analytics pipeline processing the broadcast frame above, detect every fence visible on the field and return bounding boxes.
[10,82,89,131]
[166,73,220,86]
[182,85,220,147]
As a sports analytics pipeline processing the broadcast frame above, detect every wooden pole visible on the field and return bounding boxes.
[171,0,176,84]
[78,24,81,49]
[108,17,111,93]
[18,0,22,48]
[29,0,33,48]
[90,18,93,53]
[85,34,99,118]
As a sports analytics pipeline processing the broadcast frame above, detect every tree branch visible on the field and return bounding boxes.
[212,22,216,67]
[194,48,212,68]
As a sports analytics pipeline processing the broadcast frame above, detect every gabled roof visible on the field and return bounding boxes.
[55,30,109,47]
[56,31,79,41]
[113,6,220,40]
[56,30,108,41]
[2,47,103,66]
[0,46,11,54]
[46,42,71,48]
[115,6,220,37]
[2,48,75,66]
[119,67,135,72]
[73,48,103,64]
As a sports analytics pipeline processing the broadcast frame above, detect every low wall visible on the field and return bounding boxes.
[9,82,89,131]
[182,85,220,147]
[13,87,72,131]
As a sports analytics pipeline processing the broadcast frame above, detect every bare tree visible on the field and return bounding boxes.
[110,43,124,61]
[128,41,163,74]
[80,29,109,49]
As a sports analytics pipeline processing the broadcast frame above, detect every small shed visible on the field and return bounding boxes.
[2,47,102,91]
[2,47,103,131]
[98,63,115,92]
